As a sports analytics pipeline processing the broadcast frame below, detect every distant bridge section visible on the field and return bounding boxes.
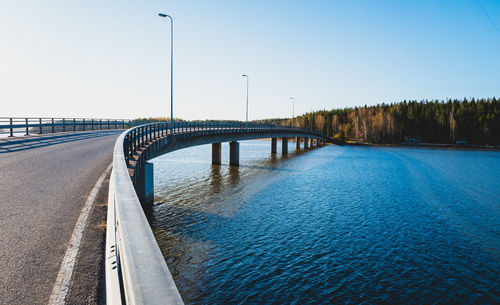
[107,121,327,304]
[0,117,136,138]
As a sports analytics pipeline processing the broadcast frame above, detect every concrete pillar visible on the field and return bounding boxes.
[309,138,313,147]
[296,137,301,150]
[304,137,309,149]
[282,137,288,154]
[212,143,221,165]
[271,138,277,154]
[137,161,154,205]
[229,141,239,166]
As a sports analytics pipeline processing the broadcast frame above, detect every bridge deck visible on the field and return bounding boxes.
[0,130,122,305]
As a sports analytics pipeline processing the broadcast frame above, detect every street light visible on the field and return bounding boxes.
[158,13,174,135]
[289,97,295,127]
[242,74,249,126]
[309,108,313,130]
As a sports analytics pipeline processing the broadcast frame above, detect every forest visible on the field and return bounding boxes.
[255,97,500,146]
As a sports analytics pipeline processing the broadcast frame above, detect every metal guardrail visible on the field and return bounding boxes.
[106,121,326,305]
[0,117,136,137]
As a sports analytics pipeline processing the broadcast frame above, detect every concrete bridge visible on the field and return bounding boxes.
[0,118,326,305]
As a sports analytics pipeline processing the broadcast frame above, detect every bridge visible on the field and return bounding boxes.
[0,118,326,305]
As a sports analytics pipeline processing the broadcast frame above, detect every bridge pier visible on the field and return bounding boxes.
[271,138,277,154]
[304,137,309,149]
[229,141,239,166]
[296,137,301,150]
[136,161,154,205]
[282,137,288,154]
[212,143,221,165]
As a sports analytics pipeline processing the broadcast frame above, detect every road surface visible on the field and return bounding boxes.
[0,130,122,305]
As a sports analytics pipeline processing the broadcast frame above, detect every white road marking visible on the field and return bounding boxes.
[48,163,113,305]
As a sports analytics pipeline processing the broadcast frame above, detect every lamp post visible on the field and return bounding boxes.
[242,74,249,126]
[289,97,295,127]
[309,108,313,130]
[158,13,174,135]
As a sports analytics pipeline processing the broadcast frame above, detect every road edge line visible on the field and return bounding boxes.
[48,163,113,305]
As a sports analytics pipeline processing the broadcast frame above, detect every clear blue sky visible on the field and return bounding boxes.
[1,0,499,120]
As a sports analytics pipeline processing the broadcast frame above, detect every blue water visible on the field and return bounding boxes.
[151,141,500,304]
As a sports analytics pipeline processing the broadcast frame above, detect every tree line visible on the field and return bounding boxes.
[255,97,500,145]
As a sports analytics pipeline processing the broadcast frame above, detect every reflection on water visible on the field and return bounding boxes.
[151,141,500,304]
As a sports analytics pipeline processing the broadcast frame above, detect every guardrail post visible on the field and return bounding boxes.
[132,129,136,152]
[25,118,29,136]
[108,119,110,130]
[137,128,140,147]
[91,119,94,130]
[135,129,139,150]
[83,119,86,131]
[73,119,76,131]
[129,133,133,161]
[9,118,13,137]
[62,118,66,132]
[39,118,43,134]
[51,118,55,133]
[122,120,125,129]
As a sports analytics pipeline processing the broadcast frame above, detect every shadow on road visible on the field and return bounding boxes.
[0,130,123,154]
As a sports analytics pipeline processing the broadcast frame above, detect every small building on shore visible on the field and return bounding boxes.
[404,136,420,143]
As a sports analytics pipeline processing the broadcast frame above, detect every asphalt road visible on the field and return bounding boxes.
[0,130,122,305]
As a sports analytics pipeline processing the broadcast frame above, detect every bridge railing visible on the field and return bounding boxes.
[0,117,137,137]
[122,121,325,185]
[106,121,326,304]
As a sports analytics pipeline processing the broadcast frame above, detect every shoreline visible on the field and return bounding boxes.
[335,141,500,151]
[257,138,500,151]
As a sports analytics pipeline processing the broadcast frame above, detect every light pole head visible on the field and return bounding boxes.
[159,13,168,17]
